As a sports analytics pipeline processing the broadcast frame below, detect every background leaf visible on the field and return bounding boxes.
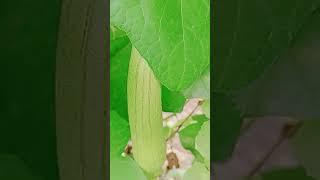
[111,0,210,91]
[183,162,210,180]
[201,100,210,119]
[110,111,130,157]
[180,115,208,149]
[110,36,132,120]
[212,92,243,161]
[214,0,320,91]
[0,154,44,180]
[162,86,186,112]
[179,115,208,163]
[291,120,320,179]
[184,68,210,100]
[110,157,147,180]
[110,25,127,40]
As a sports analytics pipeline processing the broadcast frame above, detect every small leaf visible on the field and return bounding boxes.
[110,36,130,57]
[162,86,186,113]
[179,115,208,163]
[180,115,208,150]
[110,25,127,40]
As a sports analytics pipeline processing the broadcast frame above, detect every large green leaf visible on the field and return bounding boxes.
[180,115,208,150]
[110,111,130,157]
[179,115,208,163]
[214,0,320,91]
[111,0,210,91]
[110,34,132,119]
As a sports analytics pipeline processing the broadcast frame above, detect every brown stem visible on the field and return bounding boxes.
[166,100,202,141]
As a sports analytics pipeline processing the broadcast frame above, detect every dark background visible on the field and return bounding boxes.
[0,0,61,179]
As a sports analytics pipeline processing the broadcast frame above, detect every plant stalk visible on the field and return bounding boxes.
[127,47,166,178]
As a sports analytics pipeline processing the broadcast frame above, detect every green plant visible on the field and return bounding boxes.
[110,0,210,179]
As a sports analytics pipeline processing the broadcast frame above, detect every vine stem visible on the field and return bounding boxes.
[166,100,203,141]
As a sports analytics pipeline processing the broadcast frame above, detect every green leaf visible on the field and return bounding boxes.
[212,92,243,161]
[110,111,130,157]
[183,162,210,180]
[110,36,130,58]
[261,167,316,180]
[110,27,130,57]
[179,115,208,163]
[291,120,320,179]
[214,0,320,91]
[110,25,127,40]
[110,40,131,120]
[162,86,186,112]
[110,157,147,180]
[180,115,208,150]
[195,121,210,168]
[184,68,210,100]
[111,0,210,91]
